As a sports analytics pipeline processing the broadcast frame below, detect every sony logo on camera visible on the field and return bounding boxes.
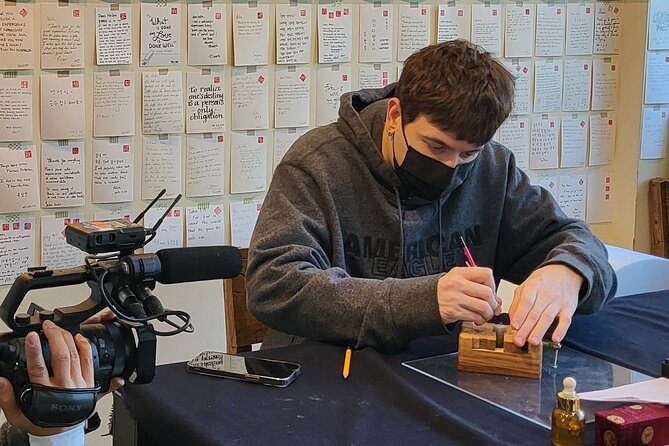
[50,403,82,412]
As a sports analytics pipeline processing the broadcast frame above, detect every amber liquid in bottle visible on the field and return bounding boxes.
[551,377,585,446]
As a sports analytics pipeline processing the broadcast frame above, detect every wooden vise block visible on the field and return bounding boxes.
[457,322,542,379]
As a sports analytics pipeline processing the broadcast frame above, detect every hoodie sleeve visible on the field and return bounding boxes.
[246,162,446,352]
[495,153,617,314]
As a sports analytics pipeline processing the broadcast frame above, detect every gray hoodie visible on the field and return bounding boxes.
[247,84,617,352]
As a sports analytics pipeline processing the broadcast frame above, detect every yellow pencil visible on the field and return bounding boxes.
[342,347,352,379]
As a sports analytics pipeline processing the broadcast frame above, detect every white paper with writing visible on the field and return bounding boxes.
[232,3,269,66]
[437,3,470,43]
[92,138,133,203]
[0,4,34,70]
[558,175,587,220]
[566,3,594,56]
[533,60,563,113]
[141,4,181,67]
[497,116,530,170]
[143,71,184,134]
[231,68,269,131]
[591,58,619,111]
[471,4,502,58]
[503,61,531,115]
[0,76,32,142]
[644,51,669,104]
[274,128,308,170]
[40,214,84,269]
[0,216,35,285]
[649,0,669,50]
[589,113,616,166]
[593,2,621,55]
[640,108,669,160]
[40,74,85,140]
[562,59,592,112]
[397,4,431,62]
[186,205,226,247]
[530,173,558,201]
[93,210,134,221]
[143,207,184,252]
[276,4,312,65]
[188,3,227,66]
[186,72,225,134]
[505,3,535,58]
[530,116,559,169]
[586,171,613,223]
[41,141,85,208]
[229,199,262,248]
[230,132,267,194]
[359,4,393,63]
[96,8,132,65]
[142,135,182,199]
[318,4,353,63]
[186,134,224,198]
[94,71,135,137]
[317,66,351,125]
[275,67,310,128]
[0,146,38,214]
[535,3,566,57]
[41,4,83,69]
[560,115,588,168]
[358,65,392,89]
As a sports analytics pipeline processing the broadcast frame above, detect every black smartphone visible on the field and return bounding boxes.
[186,351,301,387]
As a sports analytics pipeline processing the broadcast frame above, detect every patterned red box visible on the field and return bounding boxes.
[595,403,669,446]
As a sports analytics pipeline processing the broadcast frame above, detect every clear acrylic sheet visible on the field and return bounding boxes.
[402,347,651,429]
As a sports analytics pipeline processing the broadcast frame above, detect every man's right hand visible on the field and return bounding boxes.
[437,267,502,325]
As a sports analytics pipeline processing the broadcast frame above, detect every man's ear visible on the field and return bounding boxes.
[385,98,402,133]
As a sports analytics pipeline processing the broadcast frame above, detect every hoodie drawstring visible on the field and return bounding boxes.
[394,187,404,278]
[438,198,444,271]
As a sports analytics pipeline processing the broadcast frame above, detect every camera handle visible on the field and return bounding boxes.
[19,384,100,428]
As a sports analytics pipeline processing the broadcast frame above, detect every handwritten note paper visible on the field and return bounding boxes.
[0,4,34,69]
[40,74,85,140]
[41,141,85,208]
[276,4,312,65]
[586,172,614,223]
[397,4,431,62]
[497,116,530,170]
[649,0,669,50]
[359,4,393,63]
[230,199,262,248]
[560,115,588,168]
[140,4,181,67]
[437,3,470,43]
[644,52,669,104]
[188,3,227,66]
[594,2,621,55]
[558,175,587,220]
[41,4,83,69]
[274,128,308,169]
[589,113,616,166]
[230,132,267,194]
[94,210,134,221]
[535,3,566,56]
[275,67,310,128]
[317,66,351,125]
[566,3,594,56]
[142,71,184,134]
[530,116,559,169]
[142,135,182,199]
[531,173,559,201]
[40,214,84,269]
[186,72,225,134]
[186,206,226,247]
[592,58,619,111]
[471,4,502,58]
[93,71,135,137]
[533,60,563,113]
[231,68,269,131]
[96,8,132,65]
[318,4,353,63]
[92,138,133,203]
[0,146,38,214]
[186,134,224,198]
[505,3,535,58]
[503,62,531,115]
[562,59,592,112]
[0,216,35,285]
[359,65,392,89]
[233,3,269,66]
[640,107,669,160]
[0,76,32,141]
[143,207,184,253]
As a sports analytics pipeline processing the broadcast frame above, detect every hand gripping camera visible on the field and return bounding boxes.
[0,191,242,428]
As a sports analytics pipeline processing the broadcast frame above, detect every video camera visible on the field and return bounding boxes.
[0,190,242,428]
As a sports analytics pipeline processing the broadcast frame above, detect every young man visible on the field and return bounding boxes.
[246,40,616,352]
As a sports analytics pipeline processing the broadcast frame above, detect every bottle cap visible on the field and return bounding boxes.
[558,376,578,400]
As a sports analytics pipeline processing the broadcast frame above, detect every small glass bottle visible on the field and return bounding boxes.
[551,377,586,446]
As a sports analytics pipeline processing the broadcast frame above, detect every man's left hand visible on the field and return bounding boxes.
[508,264,584,347]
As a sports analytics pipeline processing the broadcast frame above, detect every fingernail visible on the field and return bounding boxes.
[512,321,520,329]
[26,333,37,347]
[43,320,55,329]
[530,336,539,345]
[515,336,523,345]
[554,335,562,343]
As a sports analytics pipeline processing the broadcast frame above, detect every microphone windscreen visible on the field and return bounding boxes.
[155,246,242,284]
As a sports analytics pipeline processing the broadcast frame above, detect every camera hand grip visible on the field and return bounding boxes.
[19,384,99,428]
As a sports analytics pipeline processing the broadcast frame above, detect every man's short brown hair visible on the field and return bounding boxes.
[396,40,515,146]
